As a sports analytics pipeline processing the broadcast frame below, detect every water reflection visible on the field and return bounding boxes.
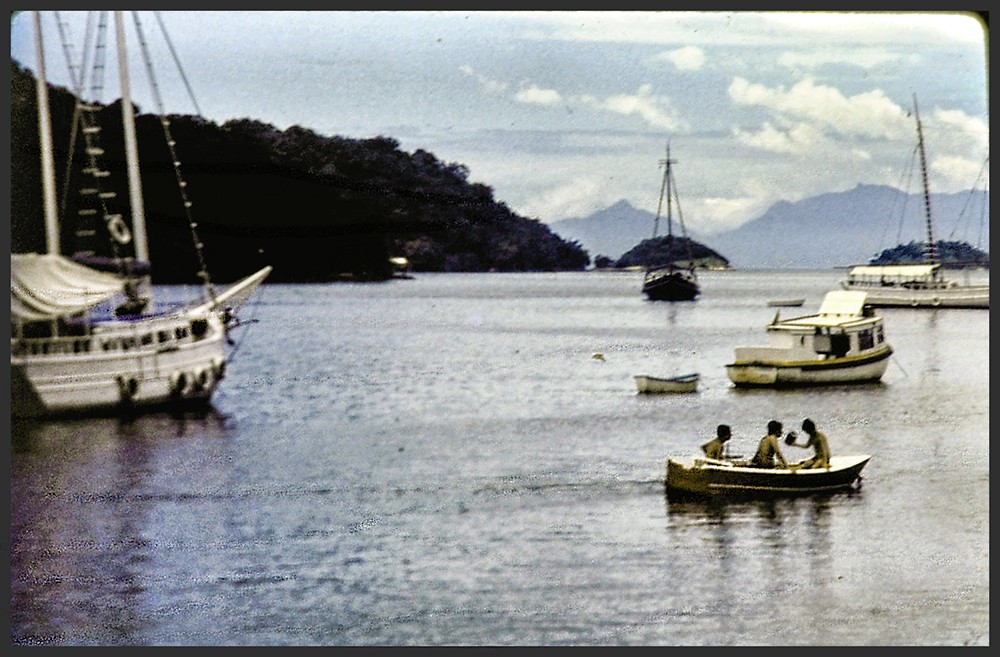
[11,407,233,645]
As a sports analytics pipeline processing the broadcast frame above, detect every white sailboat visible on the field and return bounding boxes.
[11,11,272,418]
[839,95,989,309]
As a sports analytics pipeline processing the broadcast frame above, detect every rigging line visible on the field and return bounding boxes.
[948,154,989,242]
[130,11,218,303]
[153,11,202,117]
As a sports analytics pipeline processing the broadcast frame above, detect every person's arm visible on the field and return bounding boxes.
[774,437,788,467]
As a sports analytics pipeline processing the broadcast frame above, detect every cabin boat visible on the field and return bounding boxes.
[665,454,871,497]
[725,290,892,387]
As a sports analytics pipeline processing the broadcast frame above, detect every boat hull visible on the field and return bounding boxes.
[11,312,227,418]
[642,268,699,301]
[634,373,698,393]
[840,282,989,309]
[725,345,892,387]
[665,454,871,497]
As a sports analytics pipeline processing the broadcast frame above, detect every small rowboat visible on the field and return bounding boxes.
[767,298,805,307]
[634,372,699,394]
[665,454,871,497]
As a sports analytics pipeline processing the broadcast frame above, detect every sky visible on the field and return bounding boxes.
[9,10,989,236]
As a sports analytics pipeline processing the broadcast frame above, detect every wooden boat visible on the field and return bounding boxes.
[838,95,988,309]
[634,372,699,394]
[725,290,893,387]
[10,12,271,418]
[767,298,805,307]
[665,454,871,497]
[641,143,700,301]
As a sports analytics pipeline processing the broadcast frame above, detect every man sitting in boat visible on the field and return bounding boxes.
[701,424,732,460]
[749,420,789,468]
[785,418,831,469]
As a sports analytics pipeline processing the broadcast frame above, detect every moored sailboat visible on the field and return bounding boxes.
[11,11,271,418]
[839,95,989,308]
[641,143,700,301]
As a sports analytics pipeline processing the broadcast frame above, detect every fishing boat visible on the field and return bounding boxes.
[11,11,271,418]
[634,372,699,394]
[839,95,989,309]
[665,454,871,497]
[641,144,700,301]
[725,290,893,387]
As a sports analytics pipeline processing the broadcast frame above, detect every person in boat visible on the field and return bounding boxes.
[786,418,831,469]
[701,424,732,460]
[749,420,789,468]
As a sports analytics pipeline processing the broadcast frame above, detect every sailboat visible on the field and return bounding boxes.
[839,96,989,308]
[11,11,272,418]
[641,143,700,301]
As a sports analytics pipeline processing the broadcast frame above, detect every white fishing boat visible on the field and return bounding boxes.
[839,95,989,309]
[725,290,893,387]
[11,11,271,418]
[634,372,699,394]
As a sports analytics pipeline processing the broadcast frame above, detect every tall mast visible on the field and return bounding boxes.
[652,142,676,239]
[913,94,937,264]
[115,11,149,264]
[34,12,60,255]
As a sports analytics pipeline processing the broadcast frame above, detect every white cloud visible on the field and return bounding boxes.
[459,64,508,95]
[777,48,902,71]
[654,46,706,71]
[515,84,563,107]
[729,76,909,141]
[582,84,685,131]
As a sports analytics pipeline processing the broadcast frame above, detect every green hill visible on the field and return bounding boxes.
[10,61,590,282]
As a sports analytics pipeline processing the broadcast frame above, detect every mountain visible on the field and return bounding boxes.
[549,200,661,261]
[550,185,989,269]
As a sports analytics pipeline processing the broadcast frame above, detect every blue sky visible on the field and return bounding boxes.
[10,10,989,235]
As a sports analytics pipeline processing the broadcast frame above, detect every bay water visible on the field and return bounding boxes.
[9,269,989,645]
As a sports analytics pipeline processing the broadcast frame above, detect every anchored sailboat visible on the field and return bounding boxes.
[641,143,700,301]
[839,95,989,308]
[11,11,272,418]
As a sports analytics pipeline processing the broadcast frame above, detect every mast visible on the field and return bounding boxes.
[652,142,676,239]
[115,11,149,264]
[34,12,60,255]
[913,94,937,264]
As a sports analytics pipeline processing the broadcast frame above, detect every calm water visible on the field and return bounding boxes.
[9,269,989,646]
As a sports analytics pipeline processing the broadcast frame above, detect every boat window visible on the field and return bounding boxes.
[158,330,169,343]
[858,328,874,351]
[141,333,153,346]
[876,326,884,344]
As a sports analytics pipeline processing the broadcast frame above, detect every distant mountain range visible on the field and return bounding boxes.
[550,184,989,269]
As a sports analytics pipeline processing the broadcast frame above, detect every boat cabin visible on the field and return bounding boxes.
[844,264,955,290]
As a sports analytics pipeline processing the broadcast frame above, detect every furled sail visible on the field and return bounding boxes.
[11,253,125,321]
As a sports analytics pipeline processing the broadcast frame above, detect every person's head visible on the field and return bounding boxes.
[717,424,731,441]
[802,418,816,434]
[767,420,782,436]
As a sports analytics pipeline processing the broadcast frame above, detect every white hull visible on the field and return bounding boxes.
[726,290,893,388]
[725,347,892,386]
[840,281,989,308]
[12,311,227,418]
[634,373,698,393]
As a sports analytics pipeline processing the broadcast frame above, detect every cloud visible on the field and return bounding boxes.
[653,45,706,71]
[731,120,831,155]
[580,84,685,130]
[777,48,902,71]
[459,64,508,95]
[729,76,909,141]
[515,84,563,107]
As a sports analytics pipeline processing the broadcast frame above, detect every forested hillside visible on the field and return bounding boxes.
[10,61,590,283]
